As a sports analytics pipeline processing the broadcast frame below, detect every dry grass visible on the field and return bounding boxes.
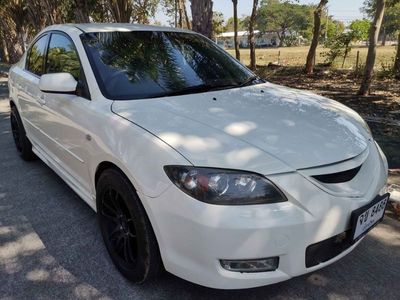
[226,45,397,70]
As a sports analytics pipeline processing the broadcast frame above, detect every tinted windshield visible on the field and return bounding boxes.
[81,31,258,100]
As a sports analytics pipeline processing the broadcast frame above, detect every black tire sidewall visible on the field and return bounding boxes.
[96,169,160,283]
[10,106,35,160]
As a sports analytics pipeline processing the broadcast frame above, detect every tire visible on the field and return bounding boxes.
[96,168,162,283]
[10,105,36,161]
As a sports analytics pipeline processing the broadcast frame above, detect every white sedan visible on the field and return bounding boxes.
[8,24,389,289]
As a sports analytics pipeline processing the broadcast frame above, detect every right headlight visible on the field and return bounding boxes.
[164,166,287,205]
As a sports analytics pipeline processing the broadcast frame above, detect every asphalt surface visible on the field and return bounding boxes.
[0,77,400,300]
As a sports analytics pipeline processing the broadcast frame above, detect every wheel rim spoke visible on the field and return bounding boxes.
[101,187,138,266]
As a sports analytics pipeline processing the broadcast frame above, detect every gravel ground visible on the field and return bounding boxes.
[1,77,400,300]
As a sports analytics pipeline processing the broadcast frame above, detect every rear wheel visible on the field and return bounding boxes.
[96,169,162,283]
[10,106,36,161]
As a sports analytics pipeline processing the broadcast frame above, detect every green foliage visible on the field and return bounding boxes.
[213,12,225,36]
[363,0,400,38]
[224,17,247,32]
[349,19,371,41]
[323,18,372,67]
[257,0,313,46]
[323,32,354,66]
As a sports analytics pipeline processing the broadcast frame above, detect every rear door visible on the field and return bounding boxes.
[18,34,50,149]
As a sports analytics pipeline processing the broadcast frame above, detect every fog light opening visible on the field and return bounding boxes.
[220,257,279,273]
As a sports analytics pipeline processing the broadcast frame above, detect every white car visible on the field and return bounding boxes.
[8,24,389,289]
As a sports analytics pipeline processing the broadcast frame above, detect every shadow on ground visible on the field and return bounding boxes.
[1,78,399,299]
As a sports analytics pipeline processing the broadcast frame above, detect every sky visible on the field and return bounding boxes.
[155,0,366,26]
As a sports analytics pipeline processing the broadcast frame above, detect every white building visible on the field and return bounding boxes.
[216,30,279,48]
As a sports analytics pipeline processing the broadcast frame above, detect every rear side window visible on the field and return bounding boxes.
[46,33,81,80]
[26,35,48,76]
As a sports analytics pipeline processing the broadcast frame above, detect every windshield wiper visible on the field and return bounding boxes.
[238,75,262,87]
[157,82,239,97]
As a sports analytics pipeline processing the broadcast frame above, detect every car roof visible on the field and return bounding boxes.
[45,23,193,34]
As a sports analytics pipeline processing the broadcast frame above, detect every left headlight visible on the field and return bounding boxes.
[164,166,287,205]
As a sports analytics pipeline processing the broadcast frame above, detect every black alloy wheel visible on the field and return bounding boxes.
[97,169,162,283]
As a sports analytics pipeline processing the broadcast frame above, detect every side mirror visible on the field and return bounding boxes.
[39,73,78,94]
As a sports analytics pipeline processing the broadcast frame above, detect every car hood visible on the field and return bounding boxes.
[112,82,369,174]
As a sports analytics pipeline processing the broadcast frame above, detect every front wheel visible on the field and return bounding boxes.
[10,106,36,161]
[96,169,162,283]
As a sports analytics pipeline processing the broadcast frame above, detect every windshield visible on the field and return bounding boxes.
[80,31,260,100]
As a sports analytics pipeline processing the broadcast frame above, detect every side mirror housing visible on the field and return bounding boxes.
[39,73,78,93]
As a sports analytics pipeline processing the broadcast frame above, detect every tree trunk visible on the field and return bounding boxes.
[74,0,90,23]
[394,31,400,79]
[278,32,285,47]
[358,0,386,96]
[178,0,183,28]
[0,32,10,63]
[174,0,178,27]
[381,26,386,46]
[107,0,133,23]
[249,0,258,70]
[305,0,328,74]
[190,0,213,38]
[183,1,191,29]
[232,0,240,60]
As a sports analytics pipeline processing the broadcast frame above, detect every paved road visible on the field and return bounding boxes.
[0,77,399,300]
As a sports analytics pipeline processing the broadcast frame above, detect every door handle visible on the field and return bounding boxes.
[38,95,46,106]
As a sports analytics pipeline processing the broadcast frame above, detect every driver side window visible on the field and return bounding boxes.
[46,33,81,80]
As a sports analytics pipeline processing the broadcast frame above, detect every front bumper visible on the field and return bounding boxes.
[139,141,388,289]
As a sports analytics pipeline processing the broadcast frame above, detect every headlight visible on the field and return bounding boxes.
[164,166,287,205]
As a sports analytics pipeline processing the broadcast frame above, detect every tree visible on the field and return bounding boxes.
[74,0,90,23]
[161,0,190,28]
[133,0,160,24]
[358,0,386,95]
[395,31,400,78]
[363,0,399,45]
[225,17,246,31]
[232,0,240,60]
[257,0,312,47]
[349,19,371,41]
[212,12,225,37]
[305,0,328,74]
[107,0,133,22]
[249,0,259,70]
[190,0,213,38]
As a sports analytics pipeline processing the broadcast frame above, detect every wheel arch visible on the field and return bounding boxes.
[95,161,128,188]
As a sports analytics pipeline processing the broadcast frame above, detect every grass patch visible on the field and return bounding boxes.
[226,45,396,70]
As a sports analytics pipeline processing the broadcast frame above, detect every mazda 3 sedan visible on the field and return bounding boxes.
[8,24,389,289]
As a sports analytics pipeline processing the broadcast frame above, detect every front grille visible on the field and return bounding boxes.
[312,165,362,184]
[305,230,352,268]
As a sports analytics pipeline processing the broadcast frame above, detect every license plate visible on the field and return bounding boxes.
[350,193,390,242]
